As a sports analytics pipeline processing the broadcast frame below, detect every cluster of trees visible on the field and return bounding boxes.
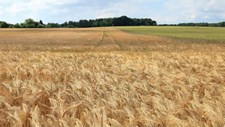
[0,21,12,28]
[0,16,157,28]
[178,22,225,27]
[61,16,157,27]
[14,19,45,28]
[159,22,225,27]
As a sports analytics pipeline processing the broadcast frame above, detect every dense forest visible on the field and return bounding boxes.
[0,16,157,28]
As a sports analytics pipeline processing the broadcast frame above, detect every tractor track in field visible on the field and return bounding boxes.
[95,29,122,50]
[95,30,105,47]
[106,31,123,50]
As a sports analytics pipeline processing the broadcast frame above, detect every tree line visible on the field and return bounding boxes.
[178,22,225,27]
[0,16,157,28]
[159,22,225,27]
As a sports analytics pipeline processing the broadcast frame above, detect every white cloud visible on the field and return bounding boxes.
[95,0,225,23]
[0,7,3,15]
[158,0,225,23]
[97,1,138,18]
[1,0,81,23]
[96,0,155,18]
[7,0,78,14]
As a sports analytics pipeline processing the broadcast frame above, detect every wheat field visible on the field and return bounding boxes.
[0,28,225,127]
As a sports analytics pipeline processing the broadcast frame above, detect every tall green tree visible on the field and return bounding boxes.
[14,23,20,28]
[79,20,90,27]
[0,21,9,28]
[39,20,44,25]
[23,18,38,28]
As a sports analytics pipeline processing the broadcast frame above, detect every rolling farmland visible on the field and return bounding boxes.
[1,28,225,52]
[120,26,225,42]
[0,27,225,127]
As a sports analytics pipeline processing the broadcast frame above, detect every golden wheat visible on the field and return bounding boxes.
[0,28,225,127]
[0,51,224,127]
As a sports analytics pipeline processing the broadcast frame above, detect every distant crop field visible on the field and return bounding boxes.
[119,26,225,42]
[0,28,225,127]
[0,28,224,52]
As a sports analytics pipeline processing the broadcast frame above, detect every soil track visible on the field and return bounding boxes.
[95,29,120,51]
[0,28,224,52]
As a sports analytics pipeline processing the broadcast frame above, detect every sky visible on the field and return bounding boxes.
[0,0,225,24]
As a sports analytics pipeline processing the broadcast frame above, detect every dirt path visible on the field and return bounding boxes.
[95,29,121,51]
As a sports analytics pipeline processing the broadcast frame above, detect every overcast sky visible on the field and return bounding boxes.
[0,0,225,24]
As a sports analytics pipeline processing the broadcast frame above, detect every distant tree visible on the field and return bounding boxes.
[68,21,78,28]
[61,22,68,27]
[20,23,26,28]
[79,20,90,27]
[39,20,44,25]
[14,23,20,28]
[152,21,157,26]
[219,22,225,27]
[46,23,60,28]
[37,24,45,28]
[21,18,39,28]
[112,16,132,26]
[88,19,95,27]
[92,20,100,27]
[208,23,218,27]
[0,21,9,28]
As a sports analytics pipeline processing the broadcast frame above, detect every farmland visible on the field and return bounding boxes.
[0,27,225,127]
[120,26,225,42]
